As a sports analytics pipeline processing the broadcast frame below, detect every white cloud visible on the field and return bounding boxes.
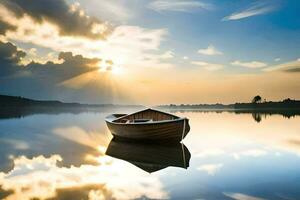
[231,60,267,68]
[263,59,300,72]
[0,4,173,69]
[148,0,212,13]
[198,45,223,56]
[76,0,132,22]
[160,50,175,59]
[191,61,223,71]
[183,56,189,60]
[222,1,277,21]
[197,163,223,175]
[274,58,281,62]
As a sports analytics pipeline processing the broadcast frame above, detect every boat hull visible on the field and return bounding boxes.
[106,118,190,142]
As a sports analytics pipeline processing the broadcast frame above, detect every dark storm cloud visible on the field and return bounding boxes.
[26,52,100,82]
[1,0,111,39]
[0,41,26,77]
[0,41,100,79]
[0,41,112,102]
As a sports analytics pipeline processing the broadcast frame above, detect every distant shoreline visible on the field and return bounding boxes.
[0,94,141,108]
[157,99,300,111]
[1,94,300,121]
[1,94,300,110]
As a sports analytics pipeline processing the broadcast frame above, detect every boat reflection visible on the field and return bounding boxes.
[105,138,191,173]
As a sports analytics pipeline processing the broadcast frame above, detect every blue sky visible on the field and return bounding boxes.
[0,0,300,103]
[69,0,300,71]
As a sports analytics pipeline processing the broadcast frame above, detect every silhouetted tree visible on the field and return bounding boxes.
[283,98,291,102]
[252,95,262,103]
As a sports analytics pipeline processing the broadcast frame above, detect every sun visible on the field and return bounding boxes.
[111,66,124,75]
[97,60,125,76]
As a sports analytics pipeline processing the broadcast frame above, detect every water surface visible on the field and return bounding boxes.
[0,109,300,200]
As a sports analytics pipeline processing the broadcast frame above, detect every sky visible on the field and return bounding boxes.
[0,0,299,104]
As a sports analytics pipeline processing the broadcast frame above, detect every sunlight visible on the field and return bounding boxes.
[97,59,125,76]
[111,66,124,75]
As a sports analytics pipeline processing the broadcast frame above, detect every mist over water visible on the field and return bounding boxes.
[0,108,300,199]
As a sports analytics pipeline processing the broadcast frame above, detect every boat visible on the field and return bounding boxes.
[105,108,190,142]
[105,138,191,173]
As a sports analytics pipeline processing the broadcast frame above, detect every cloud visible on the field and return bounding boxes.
[284,68,300,73]
[222,1,278,21]
[0,155,168,199]
[183,56,189,60]
[274,58,281,62]
[0,41,26,77]
[0,3,170,70]
[25,51,100,82]
[78,0,132,23]
[0,41,126,102]
[0,0,111,39]
[231,60,267,68]
[198,45,223,56]
[263,59,300,73]
[20,49,59,65]
[0,19,15,35]
[197,163,223,175]
[148,0,212,13]
[191,61,223,71]
[160,50,174,59]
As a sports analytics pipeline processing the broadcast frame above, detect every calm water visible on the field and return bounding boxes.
[0,109,300,200]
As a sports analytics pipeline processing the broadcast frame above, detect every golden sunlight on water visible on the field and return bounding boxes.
[179,112,300,156]
[0,111,300,199]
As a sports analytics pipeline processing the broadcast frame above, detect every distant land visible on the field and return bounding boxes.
[0,94,142,119]
[1,94,300,121]
[157,97,300,122]
[0,94,142,108]
[158,98,300,111]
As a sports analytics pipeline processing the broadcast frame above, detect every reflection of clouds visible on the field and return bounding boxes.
[197,163,223,176]
[0,139,29,150]
[181,112,300,157]
[195,148,225,158]
[53,126,112,150]
[0,155,168,200]
[223,192,266,200]
[232,149,268,160]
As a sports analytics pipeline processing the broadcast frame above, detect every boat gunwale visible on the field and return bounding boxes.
[105,108,187,125]
[106,116,187,125]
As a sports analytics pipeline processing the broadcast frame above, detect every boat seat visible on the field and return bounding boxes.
[120,119,129,123]
[133,119,152,123]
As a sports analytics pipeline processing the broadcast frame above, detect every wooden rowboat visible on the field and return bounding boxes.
[105,138,191,173]
[105,108,190,142]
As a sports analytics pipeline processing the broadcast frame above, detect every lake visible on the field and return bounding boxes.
[0,108,300,200]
